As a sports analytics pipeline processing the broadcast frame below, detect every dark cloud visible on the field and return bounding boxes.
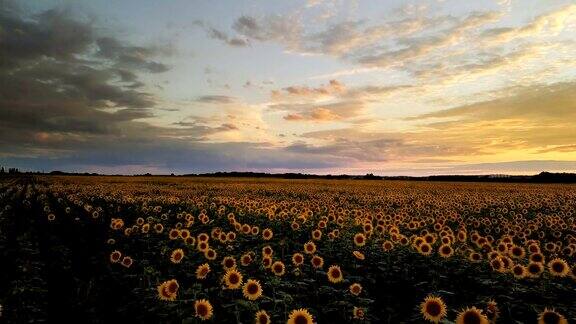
[0,2,175,165]
[195,95,237,104]
[96,37,170,73]
[193,20,249,47]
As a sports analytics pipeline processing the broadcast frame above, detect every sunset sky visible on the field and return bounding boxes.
[1,0,576,175]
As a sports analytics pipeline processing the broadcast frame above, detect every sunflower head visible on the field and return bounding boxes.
[170,248,184,264]
[327,265,343,283]
[194,299,213,321]
[311,255,324,269]
[223,268,243,289]
[354,233,366,247]
[548,258,569,277]
[121,256,133,268]
[157,279,179,301]
[537,308,568,324]
[485,300,500,323]
[242,279,263,301]
[222,256,237,270]
[262,228,273,240]
[195,263,211,280]
[512,264,527,279]
[241,253,253,266]
[420,295,447,323]
[292,253,304,266]
[287,308,314,324]
[456,307,489,324]
[349,283,362,296]
[527,262,544,278]
[352,250,365,260]
[255,310,271,324]
[262,246,273,257]
[382,240,394,252]
[110,250,122,263]
[353,306,365,319]
[438,244,454,258]
[271,261,285,276]
[304,241,317,254]
[418,242,433,256]
[204,248,217,260]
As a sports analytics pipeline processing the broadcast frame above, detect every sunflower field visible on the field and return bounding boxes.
[1,176,575,323]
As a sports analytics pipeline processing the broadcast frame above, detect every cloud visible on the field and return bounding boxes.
[271,80,411,123]
[411,81,576,123]
[356,11,502,68]
[96,37,170,73]
[271,79,346,101]
[0,3,173,159]
[481,4,576,44]
[193,20,250,47]
[232,14,302,51]
[195,95,237,104]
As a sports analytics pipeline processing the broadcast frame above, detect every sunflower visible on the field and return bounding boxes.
[262,256,273,269]
[222,256,237,270]
[241,253,253,266]
[352,250,365,261]
[198,233,209,242]
[262,228,273,240]
[468,252,482,263]
[353,306,365,320]
[327,265,343,283]
[154,223,164,234]
[547,258,569,277]
[110,250,122,263]
[312,229,322,240]
[287,308,314,324]
[121,256,133,268]
[185,236,196,246]
[418,243,433,256]
[485,299,500,323]
[311,255,324,269]
[204,248,217,261]
[420,295,447,323]
[490,258,505,273]
[262,246,273,257]
[271,261,285,276]
[242,279,263,301]
[180,229,190,239]
[382,240,394,252]
[194,299,213,321]
[527,262,544,278]
[304,241,317,254]
[530,252,545,264]
[197,241,209,252]
[170,248,185,264]
[292,253,304,266]
[537,308,568,324]
[223,268,243,289]
[512,264,527,279]
[455,307,489,324]
[169,229,180,240]
[509,245,525,259]
[349,283,362,296]
[255,310,271,324]
[438,244,454,258]
[196,263,211,280]
[157,279,179,301]
[354,233,366,247]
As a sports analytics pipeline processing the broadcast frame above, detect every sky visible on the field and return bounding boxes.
[1,0,576,175]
